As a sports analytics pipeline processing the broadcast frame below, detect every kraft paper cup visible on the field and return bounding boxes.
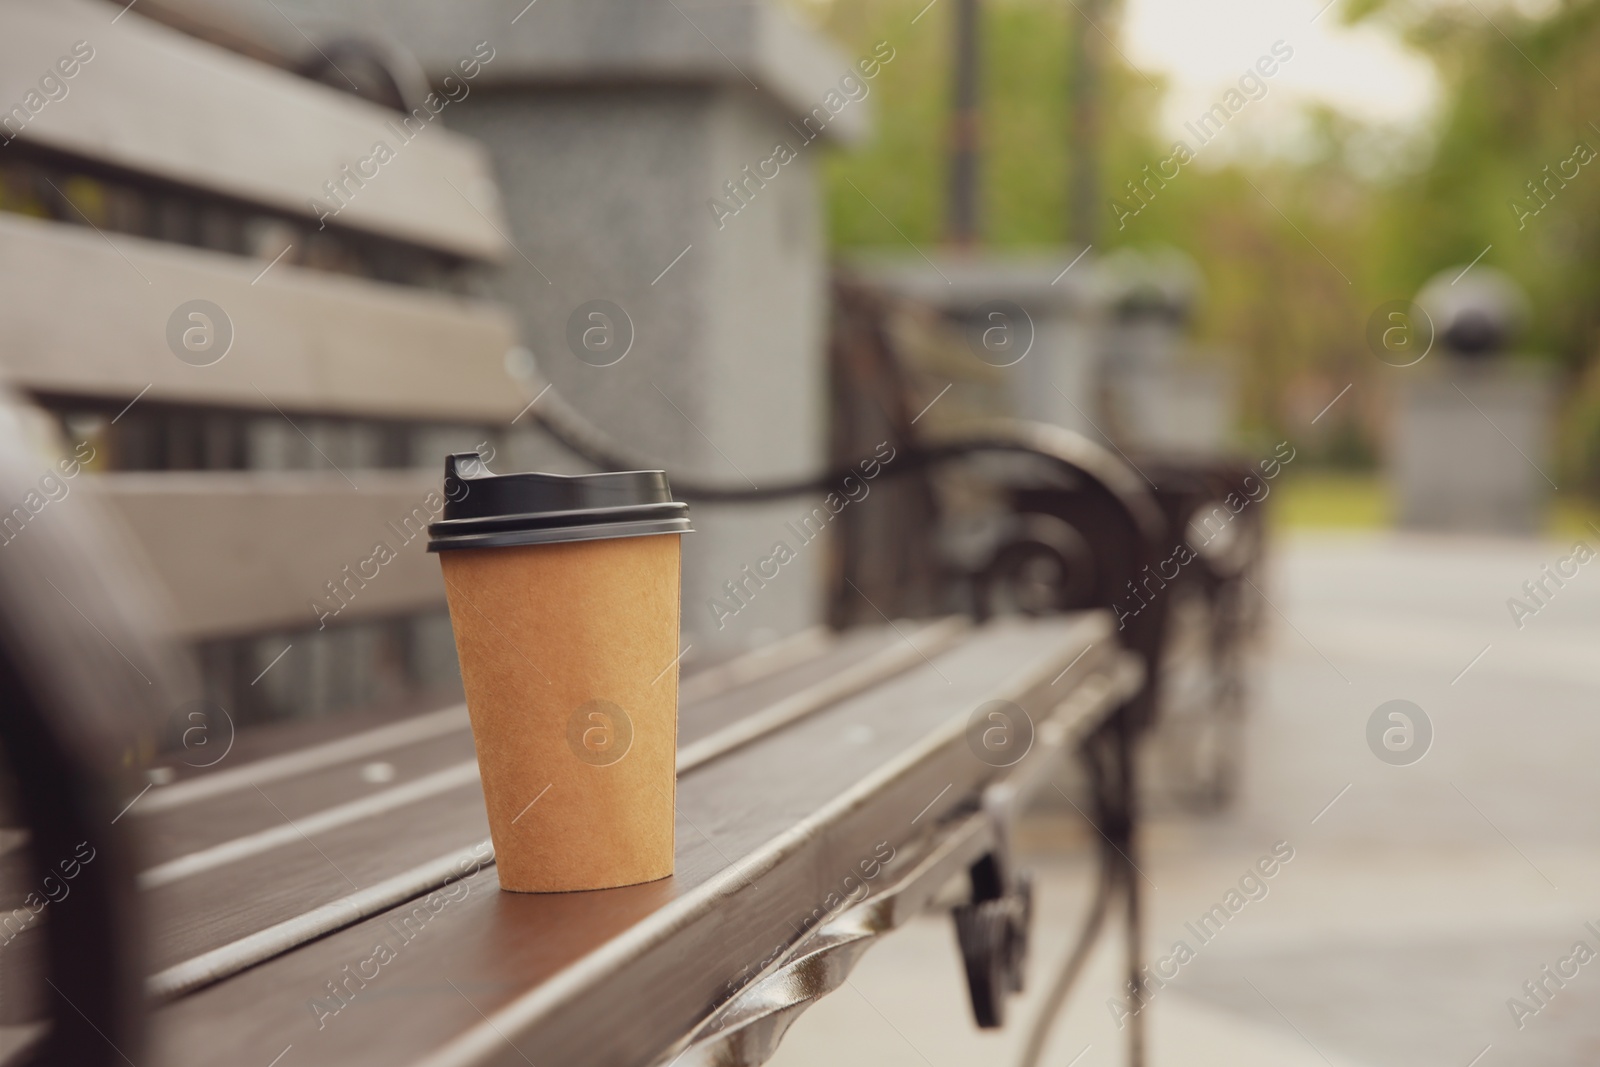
[428,455,691,893]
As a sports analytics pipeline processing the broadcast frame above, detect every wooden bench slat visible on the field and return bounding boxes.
[137,705,473,817]
[2,0,510,260]
[96,471,445,639]
[139,760,484,891]
[144,776,490,973]
[0,214,519,423]
[147,839,495,1004]
[138,730,481,870]
[676,617,969,770]
[676,627,835,706]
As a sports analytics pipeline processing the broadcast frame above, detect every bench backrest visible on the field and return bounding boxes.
[0,0,522,727]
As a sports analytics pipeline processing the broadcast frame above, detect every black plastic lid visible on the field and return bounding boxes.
[427,454,692,552]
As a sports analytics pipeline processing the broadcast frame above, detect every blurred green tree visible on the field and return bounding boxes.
[801,0,1600,483]
[1353,0,1600,487]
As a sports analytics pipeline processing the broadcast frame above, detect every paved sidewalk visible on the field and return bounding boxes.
[769,531,1600,1067]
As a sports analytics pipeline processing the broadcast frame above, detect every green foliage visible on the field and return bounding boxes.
[805,0,1600,484]
[1366,2,1600,350]
[814,0,1165,247]
[816,0,949,246]
[808,0,1382,447]
[1359,0,1600,486]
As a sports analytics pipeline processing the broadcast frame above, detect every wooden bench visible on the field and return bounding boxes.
[0,412,1173,1067]
[0,6,1252,1067]
[0,443,1151,1065]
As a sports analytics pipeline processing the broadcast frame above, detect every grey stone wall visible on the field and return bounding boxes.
[446,86,826,655]
[185,0,861,656]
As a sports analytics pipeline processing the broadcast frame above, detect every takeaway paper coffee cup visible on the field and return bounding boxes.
[428,454,691,893]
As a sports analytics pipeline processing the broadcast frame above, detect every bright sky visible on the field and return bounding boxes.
[1121,0,1438,145]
